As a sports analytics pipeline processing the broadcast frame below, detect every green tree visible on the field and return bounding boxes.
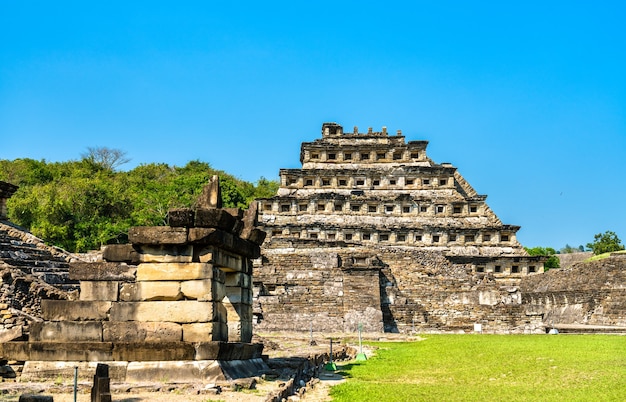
[253,177,279,199]
[1,156,278,252]
[525,246,560,271]
[586,231,625,255]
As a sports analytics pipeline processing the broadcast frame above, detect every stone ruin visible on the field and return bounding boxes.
[0,176,269,383]
[254,123,548,334]
[521,253,626,332]
[1,119,624,367]
[1,180,75,346]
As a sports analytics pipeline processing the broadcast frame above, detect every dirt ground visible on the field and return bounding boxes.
[0,332,406,401]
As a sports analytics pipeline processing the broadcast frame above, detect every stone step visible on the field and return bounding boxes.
[552,324,626,334]
[1,341,264,363]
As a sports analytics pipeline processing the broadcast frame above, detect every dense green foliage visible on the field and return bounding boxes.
[586,231,625,255]
[524,246,560,270]
[0,156,278,252]
[331,335,626,401]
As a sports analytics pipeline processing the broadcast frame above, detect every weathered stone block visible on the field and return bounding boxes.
[182,322,226,342]
[112,342,195,361]
[180,279,224,301]
[128,226,188,245]
[227,321,252,343]
[193,342,264,360]
[240,201,258,239]
[0,325,23,343]
[232,219,244,235]
[196,246,243,271]
[194,208,237,231]
[125,360,223,383]
[0,341,29,361]
[167,208,195,227]
[135,244,194,263]
[28,342,113,361]
[30,321,102,342]
[217,302,228,324]
[79,281,119,301]
[41,300,111,321]
[197,175,222,208]
[224,286,253,305]
[213,266,226,283]
[70,262,136,281]
[109,301,221,323]
[223,302,252,322]
[136,262,215,281]
[242,288,253,305]
[120,281,183,301]
[188,228,261,259]
[224,287,243,304]
[221,358,271,380]
[102,244,139,263]
[224,272,251,288]
[20,361,128,382]
[103,322,182,342]
[247,228,267,245]
[224,208,244,220]
[16,394,53,402]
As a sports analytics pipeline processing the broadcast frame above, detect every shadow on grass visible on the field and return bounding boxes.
[334,362,366,379]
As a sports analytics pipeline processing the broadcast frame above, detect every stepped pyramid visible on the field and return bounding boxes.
[254,123,545,333]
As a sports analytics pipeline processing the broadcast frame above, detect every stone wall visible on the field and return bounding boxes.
[520,254,626,328]
[556,252,592,269]
[254,243,544,334]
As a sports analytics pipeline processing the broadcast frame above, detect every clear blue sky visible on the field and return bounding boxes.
[1,1,625,250]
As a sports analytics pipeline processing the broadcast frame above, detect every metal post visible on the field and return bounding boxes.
[358,323,363,353]
[324,338,337,370]
[73,366,78,402]
[329,338,333,364]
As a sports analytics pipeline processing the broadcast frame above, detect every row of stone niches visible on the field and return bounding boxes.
[303,149,425,163]
[476,263,540,275]
[263,199,485,217]
[284,175,453,189]
[269,228,515,246]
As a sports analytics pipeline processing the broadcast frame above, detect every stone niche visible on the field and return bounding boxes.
[0,176,270,383]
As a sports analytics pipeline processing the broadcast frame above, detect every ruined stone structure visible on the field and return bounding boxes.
[0,177,269,383]
[1,181,76,345]
[254,123,545,333]
[521,253,626,331]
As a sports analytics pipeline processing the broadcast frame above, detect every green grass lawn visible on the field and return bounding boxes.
[330,335,626,402]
